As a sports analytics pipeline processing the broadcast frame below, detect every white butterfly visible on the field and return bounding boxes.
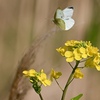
[53,7,75,30]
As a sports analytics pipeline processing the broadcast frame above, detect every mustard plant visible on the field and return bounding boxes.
[22,6,100,100]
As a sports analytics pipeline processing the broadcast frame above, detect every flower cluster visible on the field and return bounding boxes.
[56,40,100,71]
[23,69,51,94]
[23,69,62,94]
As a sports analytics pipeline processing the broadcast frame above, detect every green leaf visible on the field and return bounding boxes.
[71,94,83,100]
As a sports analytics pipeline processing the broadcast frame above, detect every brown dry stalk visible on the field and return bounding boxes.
[9,29,56,100]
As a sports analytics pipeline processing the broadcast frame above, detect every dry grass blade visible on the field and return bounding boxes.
[9,29,56,100]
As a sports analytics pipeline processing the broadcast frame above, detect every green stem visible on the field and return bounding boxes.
[55,79,63,91]
[68,62,74,69]
[61,61,80,100]
[39,93,43,100]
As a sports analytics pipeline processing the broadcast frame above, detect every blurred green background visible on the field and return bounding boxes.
[0,0,100,100]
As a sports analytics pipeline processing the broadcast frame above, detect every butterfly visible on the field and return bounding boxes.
[53,7,75,30]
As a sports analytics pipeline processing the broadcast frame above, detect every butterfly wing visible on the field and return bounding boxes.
[54,8,64,19]
[63,7,74,19]
[63,18,75,30]
[53,8,65,30]
[57,19,65,30]
[62,7,75,30]
[53,18,65,30]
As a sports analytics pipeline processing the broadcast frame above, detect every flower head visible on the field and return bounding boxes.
[50,69,62,81]
[37,69,51,86]
[57,40,91,62]
[23,69,51,94]
[56,40,100,71]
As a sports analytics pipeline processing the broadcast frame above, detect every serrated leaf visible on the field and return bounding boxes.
[71,94,83,100]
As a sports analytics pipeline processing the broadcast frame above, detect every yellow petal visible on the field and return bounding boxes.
[23,70,29,77]
[73,68,84,79]
[65,51,73,57]
[66,57,74,62]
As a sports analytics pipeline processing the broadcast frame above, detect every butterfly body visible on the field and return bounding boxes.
[53,7,75,30]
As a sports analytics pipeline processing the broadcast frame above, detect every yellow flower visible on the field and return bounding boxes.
[85,41,91,47]
[50,69,62,81]
[23,69,51,94]
[23,69,37,77]
[94,63,100,71]
[85,53,100,71]
[56,40,100,71]
[92,54,100,71]
[37,70,51,86]
[79,47,87,58]
[73,49,82,61]
[93,54,100,64]
[28,69,37,77]
[65,51,73,57]
[86,46,99,57]
[65,40,80,47]
[56,47,66,56]
[65,51,74,62]
[23,70,29,77]
[73,68,84,79]
[73,47,88,61]
[85,57,95,68]
[23,69,51,86]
